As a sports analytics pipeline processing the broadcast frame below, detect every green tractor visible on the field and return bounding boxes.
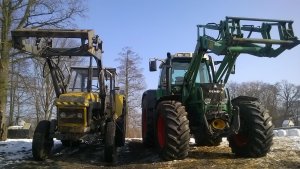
[11,29,126,162]
[142,16,300,160]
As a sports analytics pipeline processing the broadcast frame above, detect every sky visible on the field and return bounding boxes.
[75,0,300,89]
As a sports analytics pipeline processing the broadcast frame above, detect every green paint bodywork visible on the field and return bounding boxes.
[152,16,300,137]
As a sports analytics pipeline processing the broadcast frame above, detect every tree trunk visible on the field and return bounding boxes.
[125,51,129,137]
[116,47,146,138]
[9,58,15,126]
[0,56,9,140]
[284,99,289,120]
[0,0,13,140]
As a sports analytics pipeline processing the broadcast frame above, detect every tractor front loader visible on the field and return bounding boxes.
[142,17,300,160]
[11,29,126,162]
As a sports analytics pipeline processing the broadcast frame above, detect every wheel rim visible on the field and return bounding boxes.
[233,133,249,147]
[142,108,147,139]
[157,113,166,148]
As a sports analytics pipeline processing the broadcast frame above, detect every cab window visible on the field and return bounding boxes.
[159,66,166,88]
[171,61,210,85]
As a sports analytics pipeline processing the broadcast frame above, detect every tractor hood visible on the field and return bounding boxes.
[55,92,99,107]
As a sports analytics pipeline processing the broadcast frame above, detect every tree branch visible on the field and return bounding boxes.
[11,0,23,10]
[16,0,35,29]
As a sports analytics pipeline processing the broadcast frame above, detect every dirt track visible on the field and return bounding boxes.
[4,137,300,169]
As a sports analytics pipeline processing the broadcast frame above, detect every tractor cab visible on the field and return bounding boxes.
[68,67,100,92]
[150,52,212,96]
[170,53,211,85]
[68,66,118,94]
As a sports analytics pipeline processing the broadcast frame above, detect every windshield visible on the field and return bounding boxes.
[171,61,210,85]
[68,68,99,92]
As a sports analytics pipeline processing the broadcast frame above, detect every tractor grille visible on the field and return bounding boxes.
[59,118,83,124]
[200,83,226,104]
[58,108,84,124]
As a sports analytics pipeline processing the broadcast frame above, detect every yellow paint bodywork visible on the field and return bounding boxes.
[55,92,99,107]
[56,92,124,132]
[115,94,124,118]
[58,108,87,129]
[56,92,98,130]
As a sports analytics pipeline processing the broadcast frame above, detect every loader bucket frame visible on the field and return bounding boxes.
[184,16,300,91]
[11,29,105,97]
[11,29,103,59]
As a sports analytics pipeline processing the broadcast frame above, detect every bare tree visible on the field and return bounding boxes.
[276,80,300,121]
[30,58,56,122]
[116,47,146,137]
[8,55,32,126]
[0,0,86,140]
[228,81,278,106]
[292,100,300,126]
[227,81,280,126]
[226,82,240,99]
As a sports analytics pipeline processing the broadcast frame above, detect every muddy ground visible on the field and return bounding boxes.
[4,137,300,169]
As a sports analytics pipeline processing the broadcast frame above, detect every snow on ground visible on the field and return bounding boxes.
[0,129,299,168]
[0,139,61,168]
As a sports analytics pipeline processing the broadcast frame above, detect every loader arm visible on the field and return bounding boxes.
[11,29,106,98]
[183,16,300,101]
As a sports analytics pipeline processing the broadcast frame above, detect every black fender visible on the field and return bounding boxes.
[231,96,259,105]
[142,90,157,111]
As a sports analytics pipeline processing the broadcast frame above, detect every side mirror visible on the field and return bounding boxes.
[149,60,157,72]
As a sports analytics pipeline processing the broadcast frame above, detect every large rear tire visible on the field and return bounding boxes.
[32,120,53,161]
[104,120,116,163]
[228,97,274,157]
[142,97,155,147]
[156,100,190,160]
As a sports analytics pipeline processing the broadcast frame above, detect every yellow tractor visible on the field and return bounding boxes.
[11,29,126,162]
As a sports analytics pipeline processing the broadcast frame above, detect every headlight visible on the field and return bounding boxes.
[60,112,66,118]
[204,98,211,104]
[77,113,83,118]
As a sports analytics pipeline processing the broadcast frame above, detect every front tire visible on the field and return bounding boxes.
[228,97,274,157]
[32,120,53,161]
[156,100,190,160]
[104,120,117,163]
